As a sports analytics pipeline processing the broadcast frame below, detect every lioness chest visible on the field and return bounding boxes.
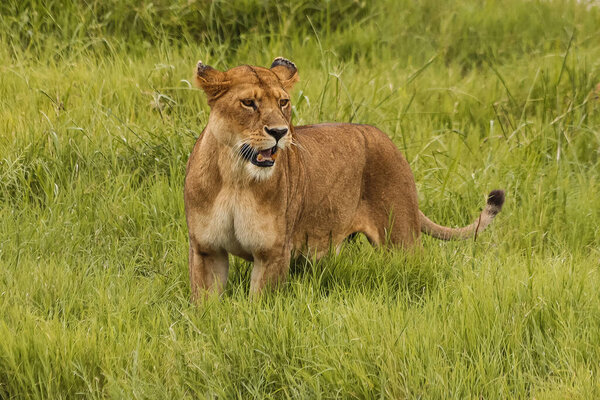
[188,186,278,259]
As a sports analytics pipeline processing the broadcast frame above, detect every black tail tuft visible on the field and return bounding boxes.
[487,189,505,210]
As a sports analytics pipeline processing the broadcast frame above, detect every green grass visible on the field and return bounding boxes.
[1,0,600,398]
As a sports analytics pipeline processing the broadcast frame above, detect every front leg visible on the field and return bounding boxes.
[189,241,229,302]
[249,248,291,296]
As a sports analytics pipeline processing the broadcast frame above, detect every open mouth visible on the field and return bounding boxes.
[240,144,279,168]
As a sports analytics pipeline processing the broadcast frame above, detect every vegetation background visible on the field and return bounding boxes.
[1,0,599,398]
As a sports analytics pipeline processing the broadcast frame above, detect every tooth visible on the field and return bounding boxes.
[257,154,264,162]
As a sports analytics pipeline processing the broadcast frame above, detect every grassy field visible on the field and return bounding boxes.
[1,0,600,398]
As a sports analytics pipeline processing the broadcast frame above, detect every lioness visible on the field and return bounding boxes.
[184,57,504,300]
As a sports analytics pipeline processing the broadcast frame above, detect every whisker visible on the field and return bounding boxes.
[288,137,307,154]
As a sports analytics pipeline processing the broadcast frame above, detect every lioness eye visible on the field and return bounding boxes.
[240,99,257,109]
[279,99,289,108]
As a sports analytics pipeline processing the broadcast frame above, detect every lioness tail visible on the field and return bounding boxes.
[420,190,505,241]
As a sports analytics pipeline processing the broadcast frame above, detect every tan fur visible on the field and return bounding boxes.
[184,58,505,300]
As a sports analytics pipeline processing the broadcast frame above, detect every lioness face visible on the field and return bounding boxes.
[194,58,299,180]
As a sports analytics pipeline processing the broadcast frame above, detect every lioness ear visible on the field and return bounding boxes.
[194,60,230,104]
[270,57,299,91]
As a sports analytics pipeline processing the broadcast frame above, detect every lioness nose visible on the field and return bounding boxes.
[264,126,288,142]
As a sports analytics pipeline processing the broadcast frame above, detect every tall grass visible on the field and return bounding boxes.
[1,0,600,398]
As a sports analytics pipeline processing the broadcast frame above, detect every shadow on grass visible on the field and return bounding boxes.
[224,234,449,305]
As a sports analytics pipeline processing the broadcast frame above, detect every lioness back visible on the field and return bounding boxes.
[289,123,420,252]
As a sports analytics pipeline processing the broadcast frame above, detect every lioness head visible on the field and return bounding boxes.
[195,57,299,179]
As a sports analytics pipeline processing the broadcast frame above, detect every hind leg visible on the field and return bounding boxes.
[353,201,421,250]
[384,206,422,249]
[357,126,422,249]
[358,188,421,249]
[363,217,421,249]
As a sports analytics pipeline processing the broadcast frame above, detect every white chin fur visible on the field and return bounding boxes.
[245,163,276,181]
